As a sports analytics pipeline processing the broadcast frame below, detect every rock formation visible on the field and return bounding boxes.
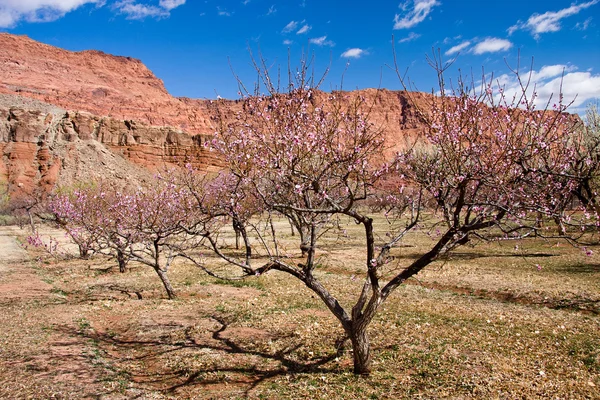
[0,93,219,204]
[0,33,428,135]
[0,33,429,205]
[0,33,228,134]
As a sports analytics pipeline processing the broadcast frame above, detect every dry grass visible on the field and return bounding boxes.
[0,216,598,399]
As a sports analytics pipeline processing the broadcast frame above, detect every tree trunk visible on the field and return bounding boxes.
[349,325,372,375]
[79,244,89,259]
[27,209,36,234]
[233,219,243,250]
[554,216,566,236]
[235,231,240,249]
[155,267,176,299]
[117,249,127,273]
[535,212,544,229]
[299,225,310,256]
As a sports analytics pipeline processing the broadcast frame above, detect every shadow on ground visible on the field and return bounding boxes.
[57,314,346,398]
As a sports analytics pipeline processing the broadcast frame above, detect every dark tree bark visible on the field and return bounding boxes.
[554,215,567,236]
[233,219,242,250]
[155,267,176,299]
[78,245,89,259]
[117,248,127,273]
[299,225,311,256]
[349,324,372,375]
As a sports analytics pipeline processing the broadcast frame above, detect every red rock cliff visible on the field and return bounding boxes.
[0,33,431,204]
[0,94,220,203]
[0,33,429,140]
[0,33,221,134]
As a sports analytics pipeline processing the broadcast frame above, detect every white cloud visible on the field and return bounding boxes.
[528,64,577,81]
[112,0,187,20]
[508,0,599,38]
[217,7,231,16]
[266,5,276,15]
[309,35,334,46]
[575,17,592,30]
[341,48,366,58]
[444,37,512,55]
[282,20,298,33]
[443,35,463,45]
[0,10,17,27]
[494,65,600,112]
[472,38,512,54]
[159,0,185,11]
[296,24,311,34]
[445,40,470,55]
[398,32,421,43]
[0,0,103,27]
[283,39,293,45]
[114,1,168,19]
[393,0,440,29]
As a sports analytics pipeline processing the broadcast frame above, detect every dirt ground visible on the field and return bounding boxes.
[0,223,598,399]
[0,226,27,266]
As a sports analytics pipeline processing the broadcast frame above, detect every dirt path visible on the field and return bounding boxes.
[0,226,108,398]
[0,226,54,301]
[0,226,29,271]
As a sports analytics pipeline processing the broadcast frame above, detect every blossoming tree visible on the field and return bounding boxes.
[49,180,197,299]
[42,57,596,374]
[191,60,596,375]
[568,104,600,226]
[49,184,128,264]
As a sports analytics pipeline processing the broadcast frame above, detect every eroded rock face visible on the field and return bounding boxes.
[0,33,429,141]
[0,96,219,203]
[0,33,224,135]
[0,33,434,205]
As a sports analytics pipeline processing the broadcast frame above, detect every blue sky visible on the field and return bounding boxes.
[1,0,599,112]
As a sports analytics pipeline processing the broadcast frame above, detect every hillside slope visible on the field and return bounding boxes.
[0,34,429,204]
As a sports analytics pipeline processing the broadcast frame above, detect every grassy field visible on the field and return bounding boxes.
[0,216,598,399]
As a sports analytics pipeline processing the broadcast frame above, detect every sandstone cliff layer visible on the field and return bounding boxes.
[0,33,428,138]
[0,94,218,203]
[0,33,429,205]
[0,33,225,134]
